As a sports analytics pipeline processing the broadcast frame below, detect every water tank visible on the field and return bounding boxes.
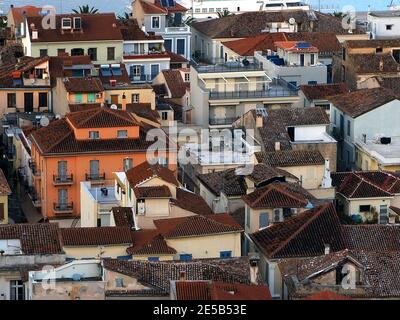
[381,137,392,145]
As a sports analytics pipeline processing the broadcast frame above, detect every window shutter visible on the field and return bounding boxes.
[0,203,4,220]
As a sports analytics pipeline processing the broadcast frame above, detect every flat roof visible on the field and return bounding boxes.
[356,136,400,165]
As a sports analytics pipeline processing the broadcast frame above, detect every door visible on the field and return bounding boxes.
[111,95,119,105]
[300,53,305,66]
[340,114,344,138]
[164,39,172,52]
[150,64,159,79]
[58,189,67,207]
[176,39,185,56]
[58,161,67,180]
[24,93,33,112]
[379,205,388,224]
[90,160,99,179]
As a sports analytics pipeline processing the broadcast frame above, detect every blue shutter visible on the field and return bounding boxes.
[220,251,232,258]
[177,39,185,55]
[179,254,192,261]
[140,65,145,81]
[148,257,160,262]
[259,213,269,229]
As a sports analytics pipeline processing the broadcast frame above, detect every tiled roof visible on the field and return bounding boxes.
[342,225,400,252]
[257,107,330,152]
[125,162,179,188]
[345,39,400,48]
[63,77,104,93]
[328,87,398,118]
[166,51,188,63]
[26,13,123,42]
[170,188,214,215]
[256,150,325,167]
[10,5,42,25]
[60,226,134,246]
[275,41,319,52]
[175,281,271,300]
[154,214,242,238]
[111,207,135,228]
[66,107,137,128]
[192,10,361,39]
[242,182,313,209]
[300,83,349,101]
[305,291,351,300]
[118,18,163,41]
[376,76,400,95]
[126,103,160,123]
[102,257,252,293]
[162,70,188,98]
[347,53,400,75]
[127,231,176,255]
[139,0,187,14]
[250,203,345,259]
[0,223,63,255]
[134,185,172,198]
[0,169,11,195]
[68,103,101,113]
[285,32,341,55]
[331,171,396,199]
[222,33,287,56]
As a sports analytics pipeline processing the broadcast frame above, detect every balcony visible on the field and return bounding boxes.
[165,26,190,33]
[209,117,238,126]
[53,202,74,214]
[130,74,153,83]
[27,186,41,208]
[23,78,50,86]
[192,61,263,74]
[53,174,74,186]
[29,160,41,177]
[85,172,106,182]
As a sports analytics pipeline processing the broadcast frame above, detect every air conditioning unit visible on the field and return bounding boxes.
[91,68,99,77]
[138,203,146,215]
[95,93,102,99]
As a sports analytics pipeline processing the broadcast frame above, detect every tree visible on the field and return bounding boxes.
[332,12,344,18]
[117,12,131,21]
[183,16,196,26]
[217,10,233,18]
[72,5,99,14]
[0,16,7,28]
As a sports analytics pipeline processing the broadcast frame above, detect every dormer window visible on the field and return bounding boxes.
[89,131,99,139]
[73,17,82,30]
[184,73,190,82]
[117,130,128,138]
[62,18,72,29]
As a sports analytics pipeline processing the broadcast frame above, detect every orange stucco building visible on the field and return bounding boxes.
[29,107,176,220]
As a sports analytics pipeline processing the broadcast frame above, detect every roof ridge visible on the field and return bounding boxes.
[269,202,333,258]
[251,183,307,208]
[353,172,394,196]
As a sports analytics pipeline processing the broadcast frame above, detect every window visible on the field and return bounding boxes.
[0,203,4,220]
[216,8,222,12]
[38,92,48,108]
[39,49,48,57]
[359,205,371,212]
[151,16,160,29]
[158,157,168,167]
[334,109,337,125]
[88,48,97,61]
[58,188,67,205]
[209,8,214,12]
[73,17,82,29]
[237,7,240,11]
[57,48,66,56]
[246,206,250,228]
[195,8,201,13]
[7,93,16,108]
[347,119,351,136]
[179,254,192,261]
[61,18,72,29]
[376,47,383,53]
[131,93,140,103]
[162,111,168,120]
[74,93,83,103]
[87,93,95,103]
[71,48,84,56]
[164,39,172,52]
[202,8,207,13]
[380,205,388,224]
[123,158,133,171]
[117,130,128,138]
[310,54,315,65]
[90,160,100,178]
[223,7,228,11]
[259,212,269,229]
[184,73,190,82]
[176,39,185,55]
[89,131,99,139]
[107,47,115,61]
[10,280,24,300]
[220,251,232,258]
[300,53,305,66]
[386,24,393,30]
[148,257,160,262]
[308,81,317,85]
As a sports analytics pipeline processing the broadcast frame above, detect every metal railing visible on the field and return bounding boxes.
[209,88,298,100]
[53,174,73,185]
[53,202,74,213]
[130,74,153,83]
[209,117,238,126]
[85,172,106,181]
[29,160,41,176]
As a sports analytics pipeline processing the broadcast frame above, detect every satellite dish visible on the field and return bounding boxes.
[39,116,50,127]
[110,104,118,110]
[55,114,61,120]
[289,17,296,25]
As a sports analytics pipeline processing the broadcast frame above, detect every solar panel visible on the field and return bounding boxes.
[167,0,175,7]
[296,42,311,49]
[160,0,168,7]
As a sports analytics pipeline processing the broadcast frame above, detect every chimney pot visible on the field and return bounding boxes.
[179,271,186,281]
[256,115,263,128]
[324,244,330,255]
[121,93,127,111]
[275,141,281,151]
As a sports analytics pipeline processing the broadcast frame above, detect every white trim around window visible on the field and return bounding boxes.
[176,38,186,57]
[151,16,161,29]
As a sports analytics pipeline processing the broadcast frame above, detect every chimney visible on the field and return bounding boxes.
[121,93,127,111]
[274,141,281,151]
[249,252,260,284]
[256,115,263,128]
[324,244,330,255]
[32,30,38,40]
[379,59,384,71]
[179,271,186,281]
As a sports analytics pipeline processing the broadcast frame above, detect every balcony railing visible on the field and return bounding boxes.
[165,26,190,33]
[53,174,73,185]
[209,89,298,100]
[53,202,74,214]
[28,160,41,177]
[209,117,238,126]
[27,186,41,207]
[192,61,263,73]
[130,74,153,83]
[85,172,106,181]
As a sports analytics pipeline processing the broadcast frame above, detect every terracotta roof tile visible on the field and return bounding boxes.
[10,5,42,25]
[250,203,345,259]
[170,188,213,215]
[0,223,62,254]
[162,69,188,98]
[68,103,101,113]
[60,226,134,246]
[154,214,242,238]
[111,207,135,228]
[256,150,325,167]
[328,87,398,118]
[125,162,178,188]
[242,182,313,209]
[118,18,163,41]
[0,169,11,195]
[305,291,352,300]
[300,83,349,101]
[63,77,104,93]
[275,41,319,52]
[134,185,172,198]
[127,231,176,255]
[166,51,188,63]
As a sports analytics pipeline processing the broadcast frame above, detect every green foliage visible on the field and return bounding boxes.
[72,5,99,14]
[217,10,233,18]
